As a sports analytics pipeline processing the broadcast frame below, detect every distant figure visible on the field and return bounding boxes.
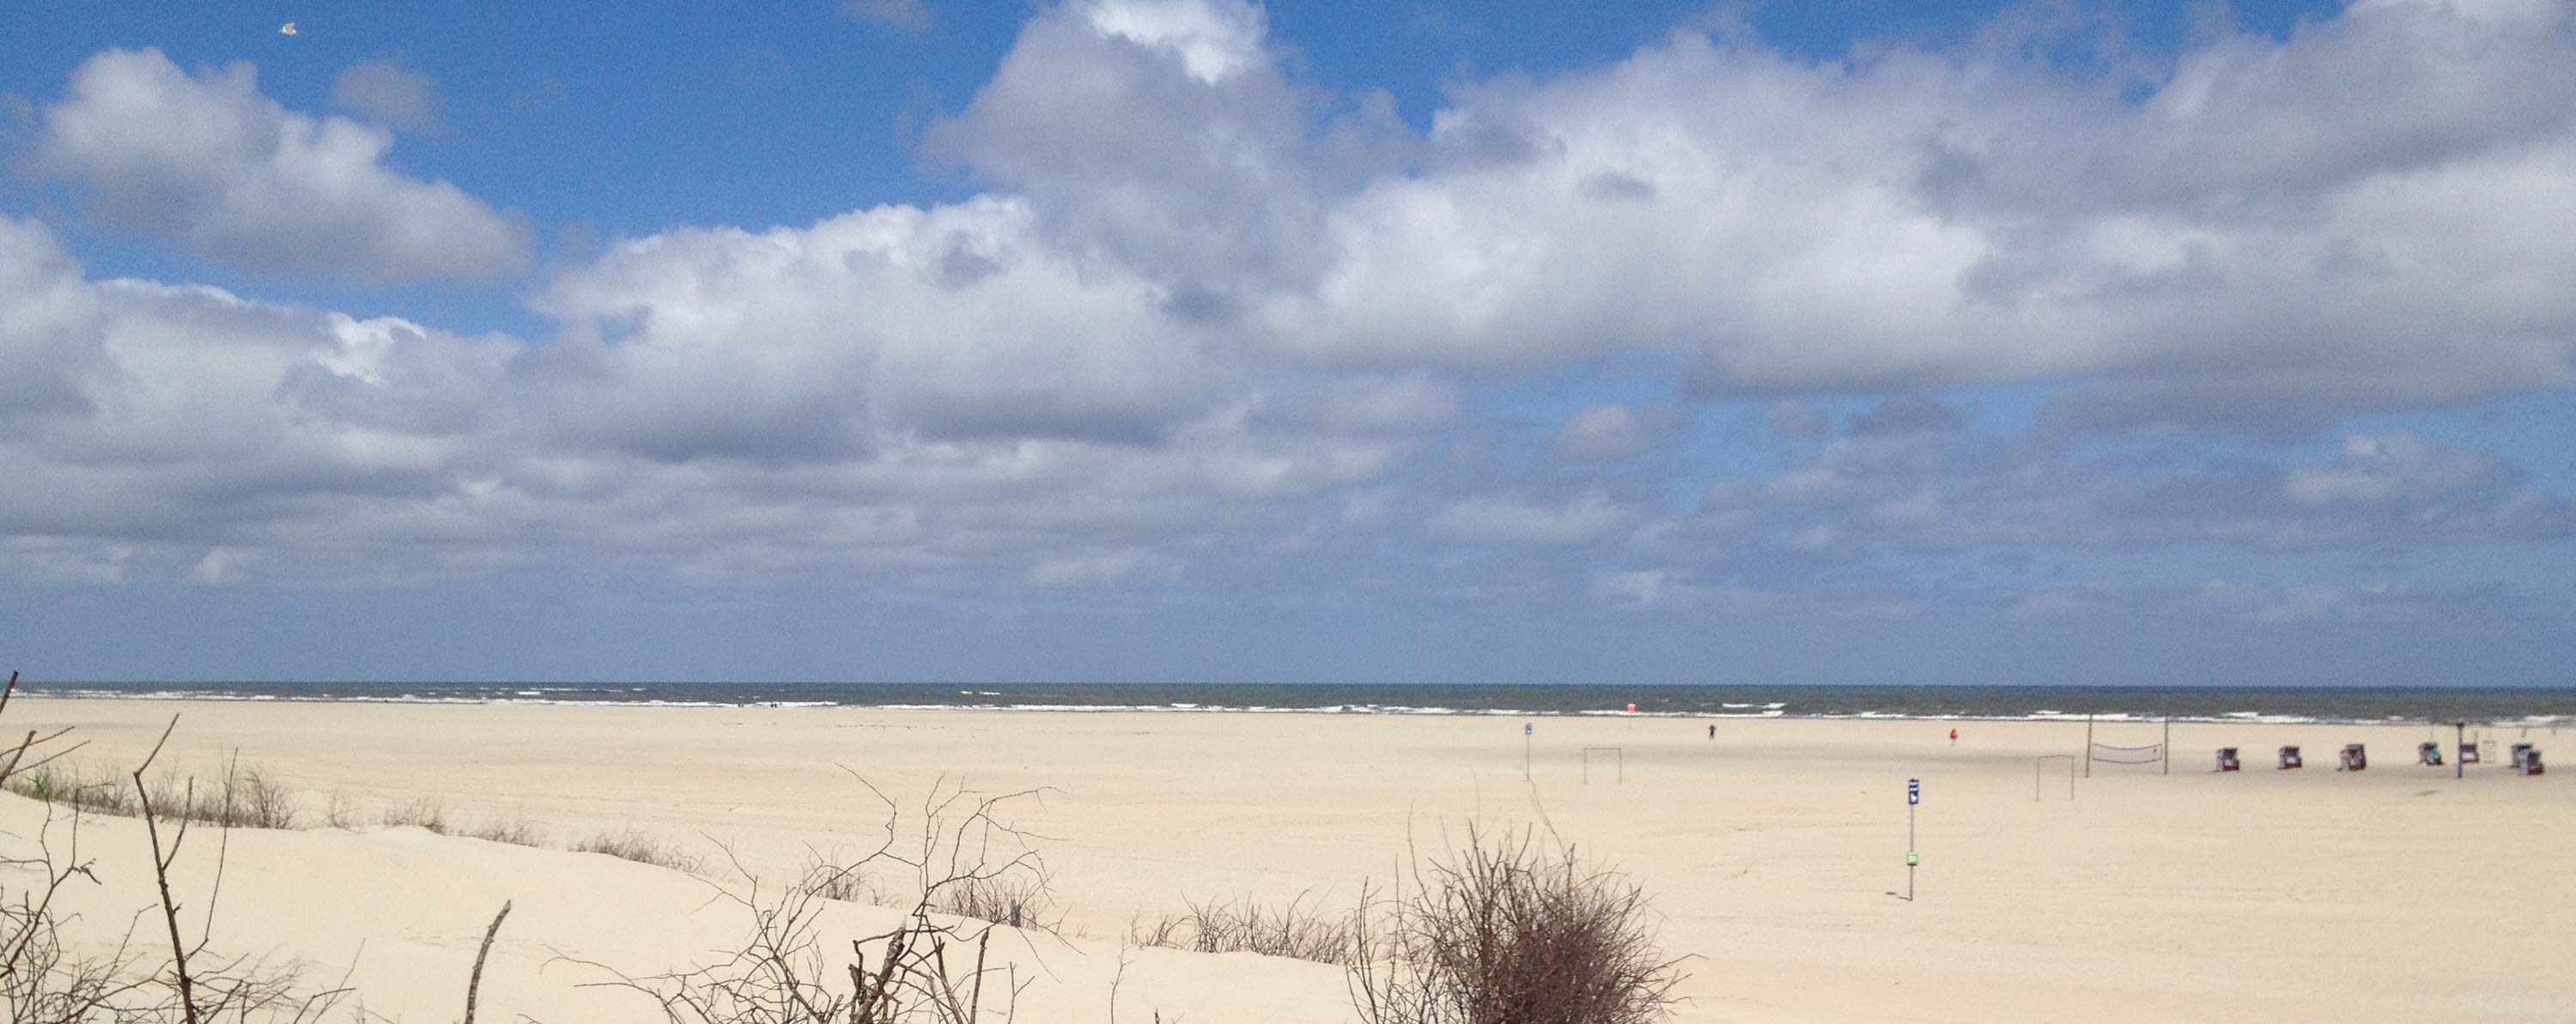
[1707,724,1715,739]
[1949,728,1959,745]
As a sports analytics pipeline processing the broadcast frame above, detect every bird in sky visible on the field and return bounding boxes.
[279,21,298,36]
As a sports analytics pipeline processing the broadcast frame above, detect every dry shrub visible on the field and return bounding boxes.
[571,828,705,873]
[151,767,297,829]
[467,816,548,848]
[576,777,1057,1024]
[323,791,356,830]
[3,762,137,816]
[1131,891,1364,965]
[7,762,298,830]
[1,676,354,1024]
[1349,826,1688,1024]
[793,853,870,902]
[931,868,1057,930]
[379,797,451,834]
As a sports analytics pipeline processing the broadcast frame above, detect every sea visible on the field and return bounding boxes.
[12,681,2572,728]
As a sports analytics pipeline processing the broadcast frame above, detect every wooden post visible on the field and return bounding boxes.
[2084,715,2094,779]
[2163,718,2171,776]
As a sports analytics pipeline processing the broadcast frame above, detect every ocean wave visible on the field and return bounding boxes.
[13,685,2565,726]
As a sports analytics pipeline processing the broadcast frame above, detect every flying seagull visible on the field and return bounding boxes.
[279,21,297,35]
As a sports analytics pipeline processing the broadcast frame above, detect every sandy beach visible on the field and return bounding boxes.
[2,699,2568,1022]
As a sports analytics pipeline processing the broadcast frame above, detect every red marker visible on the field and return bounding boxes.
[1949,728,1959,745]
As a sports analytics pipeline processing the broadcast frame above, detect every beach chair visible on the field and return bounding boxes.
[2461,742,2481,765]
[2524,749,2544,776]
[2338,744,2366,771]
[2417,742,2443,766]
[2278,745,2302,769]
[2215,747,2239,772]
[2512,743,2534,769]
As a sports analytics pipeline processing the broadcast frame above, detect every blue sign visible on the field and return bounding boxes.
[1907,779,1920,805]
[1524,723,1534,736]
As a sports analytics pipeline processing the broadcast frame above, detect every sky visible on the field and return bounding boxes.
[0,0,2570,686]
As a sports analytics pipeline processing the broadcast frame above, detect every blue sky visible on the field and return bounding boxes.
[1,0,2570,685]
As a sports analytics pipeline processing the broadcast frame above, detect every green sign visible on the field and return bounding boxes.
[1905,851,1919,866]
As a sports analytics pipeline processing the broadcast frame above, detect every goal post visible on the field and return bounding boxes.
[2035,754,2075,801]
[1581,747,1625,785]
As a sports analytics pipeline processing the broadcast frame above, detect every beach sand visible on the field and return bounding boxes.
[3,699,2568,1021]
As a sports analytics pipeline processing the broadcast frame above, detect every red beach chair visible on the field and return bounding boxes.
[2525,750,2544,776]
[2338,744,2366,771]
[2460,742,2481,765]
[2278,745,2302,770]
[2215,747,2239,772]
[2417,742,2443,766]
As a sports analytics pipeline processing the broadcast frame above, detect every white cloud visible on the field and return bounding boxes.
[923,0,2576,421]
[189,547,252,585]
[1429,489,1635,546]
[35,49,529,285]
[331,60,440,132]
[526,197,1216,459]
[4,2,2574,627]
[927,0,1341,305]
[1029,548,1182,588]
[1551,403,1647,459]
[2284,433,2489,506]
[1078,0,1268,84]
[0,217,107,422]
[1699,422,2574,554]
[0,215,511,542]
[1594,569,1771,613]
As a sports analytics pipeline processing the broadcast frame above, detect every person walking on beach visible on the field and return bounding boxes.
[1708,724,1716,739]
[1949,728,1959,745]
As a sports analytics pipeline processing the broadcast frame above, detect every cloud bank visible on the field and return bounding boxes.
[3,1,2572,658]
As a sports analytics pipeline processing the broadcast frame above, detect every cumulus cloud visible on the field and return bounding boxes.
[0,209,1414,599]
[35,48,529,284]
[4,0,2574,645]
[927,0,1362,310]
[0,218,107,425]
[526,197,1217,459]
[0,215,513,552]
[1266,1,2567,419]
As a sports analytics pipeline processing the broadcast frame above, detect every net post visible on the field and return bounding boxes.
[2163,718,2171,776]
[2085,715,2094,779]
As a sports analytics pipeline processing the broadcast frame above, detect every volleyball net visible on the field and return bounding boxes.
[2087,742,2166,768]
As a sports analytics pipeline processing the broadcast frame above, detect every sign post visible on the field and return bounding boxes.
[1905,778,1920,902]
[1523,722,1533,780]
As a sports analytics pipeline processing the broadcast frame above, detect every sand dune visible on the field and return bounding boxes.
[3,699,2569,1021]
